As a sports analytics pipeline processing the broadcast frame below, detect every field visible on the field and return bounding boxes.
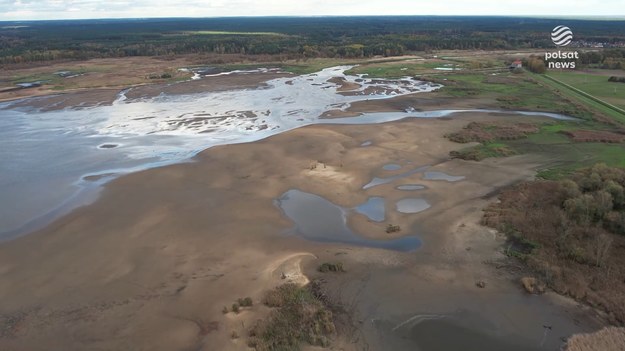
[547,70,625,109]
[344,55,621,179]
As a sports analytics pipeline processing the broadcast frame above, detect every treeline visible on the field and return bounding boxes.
[523,50,625,73]
[578,49,625,69]
[1,16,625,64]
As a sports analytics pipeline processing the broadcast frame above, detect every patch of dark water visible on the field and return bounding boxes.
[276,190,420,252]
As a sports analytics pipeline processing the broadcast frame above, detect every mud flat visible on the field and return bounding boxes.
[0,111,604,351]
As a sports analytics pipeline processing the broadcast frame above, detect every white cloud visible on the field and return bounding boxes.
[0,0,623,20]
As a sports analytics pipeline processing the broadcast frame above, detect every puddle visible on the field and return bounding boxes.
[423,171,465,182]
[361,140,373,147]
[363,165,430,190]
[396,184,425,191]
[276,190,420,252]
[382,164,402,171]
[355,197,385,222]
[396,198,431,214]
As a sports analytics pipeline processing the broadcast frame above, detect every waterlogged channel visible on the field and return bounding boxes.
[0,65,576,238]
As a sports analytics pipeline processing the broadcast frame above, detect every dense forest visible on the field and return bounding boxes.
[1,16,625,64]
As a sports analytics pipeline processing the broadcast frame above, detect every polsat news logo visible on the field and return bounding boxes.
[545,25,578,69]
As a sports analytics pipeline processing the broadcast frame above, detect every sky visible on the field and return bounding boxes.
[0,0,624,21]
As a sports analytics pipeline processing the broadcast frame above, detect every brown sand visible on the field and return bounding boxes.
[0,113,604,350]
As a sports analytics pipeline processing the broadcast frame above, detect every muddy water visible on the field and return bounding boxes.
[359,271,603,351]
[384,310,550,351]
[276,190,419,251]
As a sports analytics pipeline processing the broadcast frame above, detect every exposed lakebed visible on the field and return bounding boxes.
[0,64,575,238]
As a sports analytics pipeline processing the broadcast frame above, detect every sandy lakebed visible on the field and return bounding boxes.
[0,66,606,350]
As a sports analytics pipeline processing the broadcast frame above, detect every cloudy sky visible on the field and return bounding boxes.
[1,0,624,21]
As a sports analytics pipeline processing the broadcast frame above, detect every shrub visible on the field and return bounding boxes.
[231,303,240,314]
[386,224,401,233]
[318,262,344,273]
[252,283,335,350]
[238,297,253,307]
[608,76,625,83]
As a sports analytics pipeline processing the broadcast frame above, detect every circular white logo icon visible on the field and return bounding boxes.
[551,25,573,46]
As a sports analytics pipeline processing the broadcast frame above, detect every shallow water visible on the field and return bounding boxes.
[392,310,545,351]
[396,198,431,214]
[363,165,431,190]
[423,171,465,182]
[373,290,600,351]
[276,190,420,251]
[355,197,386,222]
[0,64,576,238]
[382,164,402,171]
[396,184,426,191]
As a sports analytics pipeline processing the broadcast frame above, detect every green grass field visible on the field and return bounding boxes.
[531,73,625,124]
[547,71,625,110]
[437,69,625,178]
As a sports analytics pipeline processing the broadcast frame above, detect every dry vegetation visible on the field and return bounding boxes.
[483,164,625,324]
[446,121,538,160]
[247,282,336,350]
[564,327,625,351]
[318,262,345,273]
[446,121,539,144]
[563,130,625,143]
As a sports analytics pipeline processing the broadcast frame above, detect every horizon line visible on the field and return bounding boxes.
[2,14,625,22]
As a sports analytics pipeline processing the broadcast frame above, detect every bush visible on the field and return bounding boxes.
[252,283,336,350]
[318,262,344,273]
[231,303,240,314]
[386,224,401,233]
[238,297,253,307]
[608,76,625,83]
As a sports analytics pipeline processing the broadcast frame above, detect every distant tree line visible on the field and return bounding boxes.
[1,17,625,65]
[577,49,625,69]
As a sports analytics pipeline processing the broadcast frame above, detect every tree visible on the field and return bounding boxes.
[525,56,546,74]
[591,232,613,267]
